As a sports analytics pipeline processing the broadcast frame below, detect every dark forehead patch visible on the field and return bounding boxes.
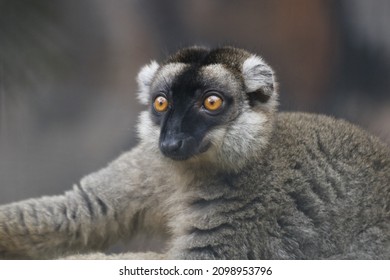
[170,66,202,97]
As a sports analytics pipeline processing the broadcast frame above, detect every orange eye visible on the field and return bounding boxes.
[203,95,223,111]
[153,96,169,112]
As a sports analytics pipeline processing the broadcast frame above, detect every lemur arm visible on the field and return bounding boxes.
[0,146,161,259]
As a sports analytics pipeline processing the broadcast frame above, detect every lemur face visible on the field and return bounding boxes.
[150,63,243,160]
[137,47,277,163]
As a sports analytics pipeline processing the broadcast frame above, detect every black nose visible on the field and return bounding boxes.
[160,139,183,154]
[159,135,197,160]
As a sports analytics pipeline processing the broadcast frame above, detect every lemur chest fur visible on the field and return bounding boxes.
[164,168,263,235]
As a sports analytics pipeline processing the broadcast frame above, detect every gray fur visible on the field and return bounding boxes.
[0,46,389,259]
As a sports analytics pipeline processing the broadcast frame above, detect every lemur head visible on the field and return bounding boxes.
[136,46,278,172]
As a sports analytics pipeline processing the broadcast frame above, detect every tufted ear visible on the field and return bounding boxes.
[242,55,276,106]
[136,61,160,105]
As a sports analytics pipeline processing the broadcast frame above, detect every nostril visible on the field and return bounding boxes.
[177,140,183,150]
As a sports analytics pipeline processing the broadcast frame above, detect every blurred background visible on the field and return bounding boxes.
[1,0,390,205]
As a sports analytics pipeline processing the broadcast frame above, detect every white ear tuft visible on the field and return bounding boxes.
[136,61,160,105]
[242,55,274,95]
